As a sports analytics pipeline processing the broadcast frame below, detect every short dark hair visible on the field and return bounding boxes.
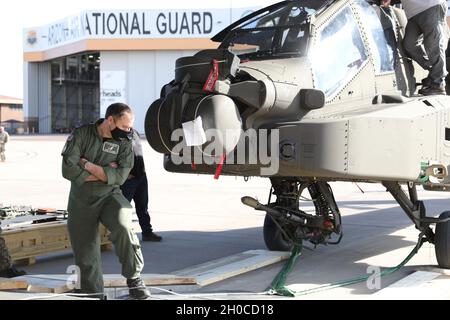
[105,103,133,120]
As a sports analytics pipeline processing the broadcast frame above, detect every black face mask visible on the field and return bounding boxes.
[110,122,133,141]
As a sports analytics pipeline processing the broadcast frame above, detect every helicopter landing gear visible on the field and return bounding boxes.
[243,178,343,251]
[382,181,450,269]
[435,211,450,269]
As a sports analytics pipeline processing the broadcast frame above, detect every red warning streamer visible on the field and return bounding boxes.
[203,59,219,92]
[214,154,226,180]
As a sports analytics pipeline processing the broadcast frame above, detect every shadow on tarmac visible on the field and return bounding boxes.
[19,197,449,297]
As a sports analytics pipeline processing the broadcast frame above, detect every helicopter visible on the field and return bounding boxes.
[145,0,450,269]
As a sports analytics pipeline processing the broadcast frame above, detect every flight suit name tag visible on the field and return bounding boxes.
[102,142,120,155]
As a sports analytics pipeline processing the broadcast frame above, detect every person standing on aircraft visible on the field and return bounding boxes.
[397,0,448,95]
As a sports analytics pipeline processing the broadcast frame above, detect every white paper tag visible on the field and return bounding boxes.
[182,116,207,147]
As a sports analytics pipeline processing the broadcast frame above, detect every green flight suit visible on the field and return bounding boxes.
[61,120,144,294]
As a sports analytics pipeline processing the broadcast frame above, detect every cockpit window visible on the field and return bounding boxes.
[353,0,395,74]
[240,3,315,30]
[218,1,331,59]
[310,6,368,99]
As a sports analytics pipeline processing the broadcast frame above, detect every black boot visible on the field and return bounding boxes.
[418,83,446,95]
[142,232,162,242]
[127,277,151,300]
[421,77,432,87]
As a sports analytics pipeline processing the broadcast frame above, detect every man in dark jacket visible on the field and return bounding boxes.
[121,130,162,242]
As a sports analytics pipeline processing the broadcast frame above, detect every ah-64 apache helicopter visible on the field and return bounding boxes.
[145,0,450,269]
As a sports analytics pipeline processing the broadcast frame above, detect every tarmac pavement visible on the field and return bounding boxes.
[1,135,449,300]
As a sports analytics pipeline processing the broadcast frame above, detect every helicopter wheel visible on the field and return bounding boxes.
[435,211,450,269]
[263,214,296,251]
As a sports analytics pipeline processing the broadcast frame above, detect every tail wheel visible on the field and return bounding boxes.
[263,214,296,252]
[435,211,450,269]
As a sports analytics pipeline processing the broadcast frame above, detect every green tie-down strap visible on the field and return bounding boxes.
[267,243,302,297]
[267,234,426,297]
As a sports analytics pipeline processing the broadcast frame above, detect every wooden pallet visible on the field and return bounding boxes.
[12,274,197,294]
[0,277,28,290]
[174,249,290,286]
[1,220,111,265]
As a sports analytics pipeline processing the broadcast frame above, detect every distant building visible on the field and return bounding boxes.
[0,95,25,134]
[22,5,261,134]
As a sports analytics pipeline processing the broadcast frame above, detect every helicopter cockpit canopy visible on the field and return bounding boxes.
[214,0,334,60]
